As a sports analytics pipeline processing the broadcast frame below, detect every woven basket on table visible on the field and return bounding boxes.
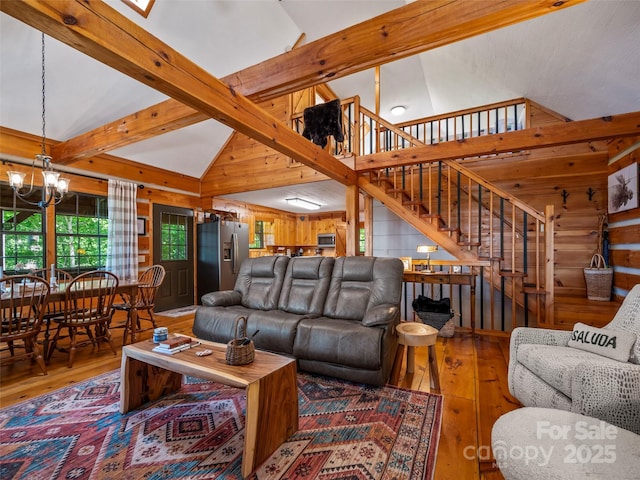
[583,253,613,301]
[225,316,255,365]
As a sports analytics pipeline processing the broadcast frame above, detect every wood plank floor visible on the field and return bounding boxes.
[0,311,520,479]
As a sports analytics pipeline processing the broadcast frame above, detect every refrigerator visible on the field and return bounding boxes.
[197,216,249,303]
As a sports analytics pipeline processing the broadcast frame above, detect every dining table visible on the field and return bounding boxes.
[32,279,140,361]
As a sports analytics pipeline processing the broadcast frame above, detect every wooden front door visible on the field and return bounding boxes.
[152,204,194,312]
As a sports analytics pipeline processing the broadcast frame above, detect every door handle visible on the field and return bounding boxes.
[232,232,238,274]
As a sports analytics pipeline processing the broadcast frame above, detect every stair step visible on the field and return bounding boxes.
[458,241,481,247]
[478,255,503,262]
[500,270,527,278]
[522,286,548,295]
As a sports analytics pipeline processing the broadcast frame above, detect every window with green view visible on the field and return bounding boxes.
[250,220,264,249]
[55,193,108,274]
[161,212,188,261]
[0,184,45,273]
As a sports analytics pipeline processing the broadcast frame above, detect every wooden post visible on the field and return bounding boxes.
[544,204,555,326]
[345,184,360,256]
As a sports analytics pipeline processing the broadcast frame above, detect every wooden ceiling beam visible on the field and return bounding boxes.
[45,0,584,164]
[226,0,585,102]
[51,99,204,164]
[0,0,357,186]
[355,111,640,171]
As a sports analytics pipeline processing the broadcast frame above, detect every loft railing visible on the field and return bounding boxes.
[291,96,528,157]
[393,99,527,145]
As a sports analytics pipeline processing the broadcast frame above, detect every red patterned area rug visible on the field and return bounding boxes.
[0,370,442,479]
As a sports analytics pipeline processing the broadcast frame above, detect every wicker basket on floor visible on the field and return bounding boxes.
[225,316,255,365]
[584,253,613,301]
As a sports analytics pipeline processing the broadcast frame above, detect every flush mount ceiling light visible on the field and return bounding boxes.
[390,105,406,116]
[286,197,321,210]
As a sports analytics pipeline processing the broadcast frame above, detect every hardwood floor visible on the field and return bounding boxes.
[1,311,519,479]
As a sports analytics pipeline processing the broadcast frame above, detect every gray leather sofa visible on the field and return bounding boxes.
[192,255,404,386]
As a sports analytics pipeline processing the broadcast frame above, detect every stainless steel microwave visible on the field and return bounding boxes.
[317,233,336,248]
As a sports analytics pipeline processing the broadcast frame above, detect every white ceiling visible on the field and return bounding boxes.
[2,0,640,214]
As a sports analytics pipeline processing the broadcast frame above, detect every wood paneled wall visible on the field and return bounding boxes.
[200,95,330,198]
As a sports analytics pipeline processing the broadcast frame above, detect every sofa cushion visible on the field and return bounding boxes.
[568,322,637,362]
[517,344,622,398]
[278,256,334,315]
[362,304,400,327]
[606,284,640,364]
[236,256,289,310]
[201,290,242,307]
[246,309,312,354]
[323,256,403,321]
[293,317,384,370]
[192,305,254,343]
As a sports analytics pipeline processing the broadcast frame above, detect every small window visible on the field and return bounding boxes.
[121,0,155,18]
[250,220,265,249]
[55,193,108,274]
[0,184,45,273]
[161,212,188,261]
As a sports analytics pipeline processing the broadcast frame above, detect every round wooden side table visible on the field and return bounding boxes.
[394,321,440,390]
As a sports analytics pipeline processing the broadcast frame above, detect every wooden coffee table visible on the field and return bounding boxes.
[120,336,298,478]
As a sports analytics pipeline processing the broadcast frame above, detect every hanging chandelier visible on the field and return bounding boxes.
[7,33,69,208]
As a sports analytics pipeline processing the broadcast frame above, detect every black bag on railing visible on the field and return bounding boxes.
[412,295,450,314]
[412,295,454,335]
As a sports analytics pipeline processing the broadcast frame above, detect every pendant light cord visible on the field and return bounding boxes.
[41,32,47,157]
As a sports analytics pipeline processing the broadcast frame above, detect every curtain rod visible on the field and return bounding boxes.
[70,169,145,189]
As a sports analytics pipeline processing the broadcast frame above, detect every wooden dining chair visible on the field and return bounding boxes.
[31,267,74,359]
[114,265,165,345]
[46,270,119,368]
[0,274,50,375]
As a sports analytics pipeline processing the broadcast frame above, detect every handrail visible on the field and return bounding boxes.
[393,97,527,133]
[358,105,424,150]
[354,101,543,222]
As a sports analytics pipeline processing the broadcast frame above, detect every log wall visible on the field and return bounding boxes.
[607,138,640,298]
[200,95,330,198]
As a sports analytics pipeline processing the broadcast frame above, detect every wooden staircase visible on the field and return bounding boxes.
[343,98,555,330]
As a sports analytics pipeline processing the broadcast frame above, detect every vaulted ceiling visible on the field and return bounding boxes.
[1,0,640,213]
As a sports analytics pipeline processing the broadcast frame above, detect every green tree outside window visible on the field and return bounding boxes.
[55,193,108,274]
[1,184,45,273]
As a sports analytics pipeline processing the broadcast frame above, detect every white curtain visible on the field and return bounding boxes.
[106,180,138,282]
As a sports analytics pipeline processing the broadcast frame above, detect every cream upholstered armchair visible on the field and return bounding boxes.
[508,284,640,435]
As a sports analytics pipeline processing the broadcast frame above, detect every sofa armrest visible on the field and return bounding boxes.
[362,304,399,327]
[201,290,242,307]
[508,327,573,396]
[571,362,640,435]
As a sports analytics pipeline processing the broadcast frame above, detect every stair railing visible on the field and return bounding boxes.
[291,94,553,329]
